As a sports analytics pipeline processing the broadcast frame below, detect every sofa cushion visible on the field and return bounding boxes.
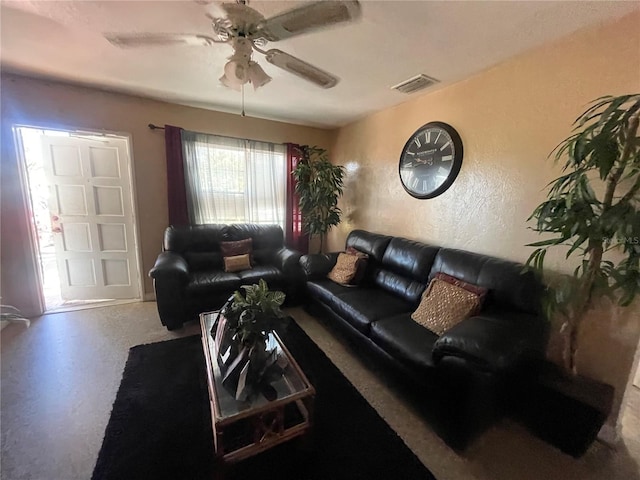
[370,314,439,372]
[345,230,392,282]
[430,248,542,315]
[381,237,439,281]
[227,224,283,249]
[328,288,414,335]
[228,224,284,265]
[164,224,228,253]
[345,230,392,262]
[183,251,223,271]
[307,278,357,305]
[186,271,241,296]
[432,312,548,372]
[411,277,482,335]
[238,266,284,286]
[373,237,440,304]
[346,247,369,284]
[372,269,427,307]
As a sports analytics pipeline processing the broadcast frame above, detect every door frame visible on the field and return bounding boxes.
[13,123,145,312]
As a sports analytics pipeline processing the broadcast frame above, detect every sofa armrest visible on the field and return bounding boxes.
[432,312,548,373]
[272,247,303,277]
[300,253,339,280]
[148,252,189,281]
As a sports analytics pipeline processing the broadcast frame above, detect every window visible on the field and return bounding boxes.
[182,131,286,228]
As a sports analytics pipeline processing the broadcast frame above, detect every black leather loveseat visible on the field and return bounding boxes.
[149,224,302,330]
[300,229,548,449]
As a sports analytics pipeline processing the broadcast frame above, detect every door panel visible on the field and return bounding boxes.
[41,135,140,301]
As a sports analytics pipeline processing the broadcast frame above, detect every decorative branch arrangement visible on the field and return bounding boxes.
[526,94,640,374]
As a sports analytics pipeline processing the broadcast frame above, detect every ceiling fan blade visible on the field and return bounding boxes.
[199,1,228,20]
[264,49,338,89]
[257,1,361,42]
[104,33,219,48]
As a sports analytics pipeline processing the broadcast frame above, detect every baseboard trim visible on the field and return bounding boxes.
[143,292,156,302]
[597,423,620,446]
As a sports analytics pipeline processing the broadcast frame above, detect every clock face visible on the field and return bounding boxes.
[399,122,463,199]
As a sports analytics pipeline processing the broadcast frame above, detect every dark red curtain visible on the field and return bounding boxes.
[285,143,309,253]
[164,125,189,226]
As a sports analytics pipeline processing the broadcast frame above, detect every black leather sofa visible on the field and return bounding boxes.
[300,229,548,449]
[149,224,302,330]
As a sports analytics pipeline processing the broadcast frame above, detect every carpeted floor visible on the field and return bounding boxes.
[2,302,639,480]
[91,320,437,480]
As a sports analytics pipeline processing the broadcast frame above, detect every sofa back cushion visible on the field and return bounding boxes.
[164,224,284,271]
[164,225,227,270]
[345,230,392,289]
[430,248,541,315]
[227,224,283,265]
[345,230,392,263]
[374,237,440,305]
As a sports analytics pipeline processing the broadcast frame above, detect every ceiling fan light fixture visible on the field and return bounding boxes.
[219,59,248,91]
[107,1,361,91]
[220,58,271,91]
[247,61,271,90]
[219,73,241,91]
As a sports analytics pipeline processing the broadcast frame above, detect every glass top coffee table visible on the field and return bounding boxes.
[200,311,315,465]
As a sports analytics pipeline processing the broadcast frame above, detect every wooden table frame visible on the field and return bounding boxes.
[200,311,316,464]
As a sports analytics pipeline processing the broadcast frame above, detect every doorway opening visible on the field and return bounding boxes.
[17,126,142,313]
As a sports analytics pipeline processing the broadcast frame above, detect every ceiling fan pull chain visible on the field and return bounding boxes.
[241,83,246,117]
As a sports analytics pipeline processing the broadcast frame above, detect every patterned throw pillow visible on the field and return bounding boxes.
[224,254,252,273]
[327,253,361,285]
[411,278,481,335]
[221,238,253,265]
[434,272,487,314]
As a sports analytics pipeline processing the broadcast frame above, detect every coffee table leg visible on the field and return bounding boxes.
[213,457,227,480]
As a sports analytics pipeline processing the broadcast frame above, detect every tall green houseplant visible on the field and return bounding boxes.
[293,145,345,253]
[526,94,640,375]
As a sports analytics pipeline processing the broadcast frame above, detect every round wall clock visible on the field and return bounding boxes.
[398,121,463,199]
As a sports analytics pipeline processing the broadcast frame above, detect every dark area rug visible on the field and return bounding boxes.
[92,320,437,480]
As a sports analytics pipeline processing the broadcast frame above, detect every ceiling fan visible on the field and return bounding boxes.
[104,0,361,91]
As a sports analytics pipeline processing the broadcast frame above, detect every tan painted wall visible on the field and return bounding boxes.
[329,12,640,423]
[0,75,333,311]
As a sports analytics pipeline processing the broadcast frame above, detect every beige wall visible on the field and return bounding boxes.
[329,12,640,424]
[0,75,333,311]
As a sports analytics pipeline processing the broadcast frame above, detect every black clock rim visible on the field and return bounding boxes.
[398,121,464,199]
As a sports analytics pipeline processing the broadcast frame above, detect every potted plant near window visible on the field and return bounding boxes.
[523,94,639,456]
[293,145,345,253]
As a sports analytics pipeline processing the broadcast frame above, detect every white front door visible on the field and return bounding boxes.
[41,134,140,300]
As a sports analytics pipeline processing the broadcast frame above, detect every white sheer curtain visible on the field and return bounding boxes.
[182,131,286,227]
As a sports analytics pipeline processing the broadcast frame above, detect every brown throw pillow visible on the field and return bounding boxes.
[411,278,481,335]
[224,254,252,273]
[327,252,361,285]
[435,272,487,314]
[221,238,253,264]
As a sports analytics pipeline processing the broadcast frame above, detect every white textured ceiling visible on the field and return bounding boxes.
[1,1,638,128]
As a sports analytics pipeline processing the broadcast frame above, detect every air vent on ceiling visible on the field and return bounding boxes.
[391,74,440,94]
